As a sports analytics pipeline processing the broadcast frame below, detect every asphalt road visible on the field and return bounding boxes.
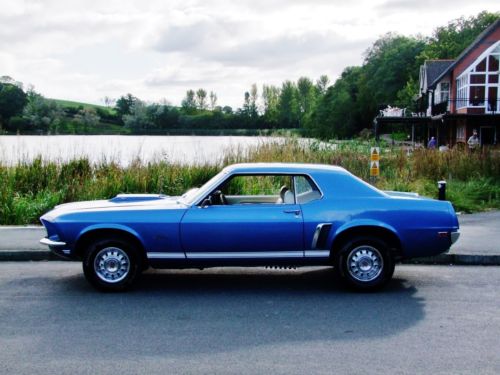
[1,263,499,375]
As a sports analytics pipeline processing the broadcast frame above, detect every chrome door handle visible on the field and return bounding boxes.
[283,209,301,215]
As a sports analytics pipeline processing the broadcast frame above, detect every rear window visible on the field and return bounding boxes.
[294,175,321,204]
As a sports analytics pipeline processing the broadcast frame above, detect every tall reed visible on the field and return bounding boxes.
[1,138,499,224]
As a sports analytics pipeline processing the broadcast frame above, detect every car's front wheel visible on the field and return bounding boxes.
[83,237,141,292]
[335,236,394,291]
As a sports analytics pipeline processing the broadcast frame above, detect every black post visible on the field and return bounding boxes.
[438,180,446,200]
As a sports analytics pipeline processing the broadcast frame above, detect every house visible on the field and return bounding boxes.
[418,19,500,147]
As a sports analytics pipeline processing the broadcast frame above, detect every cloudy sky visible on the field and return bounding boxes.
[1,0,498,108]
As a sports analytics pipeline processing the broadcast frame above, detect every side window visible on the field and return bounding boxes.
[294,175,321,204]
[218,175,294,205]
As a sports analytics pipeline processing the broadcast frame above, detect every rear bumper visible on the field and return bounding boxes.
[451,231,460,245]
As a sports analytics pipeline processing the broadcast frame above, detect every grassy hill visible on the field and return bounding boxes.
[51,98,117,115]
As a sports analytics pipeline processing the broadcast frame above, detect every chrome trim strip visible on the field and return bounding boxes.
[149,250,331,260]
[186,251,304,259]
[451,231,460,244]
[311,223,330,249]
[40,238,66,247]
[147,252,186,259]
[304,250,330,258]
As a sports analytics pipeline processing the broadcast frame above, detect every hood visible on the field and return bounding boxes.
[41,194,183,221]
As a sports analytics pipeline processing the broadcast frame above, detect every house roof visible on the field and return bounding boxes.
[424,60,454,87]
[429,18,500,88]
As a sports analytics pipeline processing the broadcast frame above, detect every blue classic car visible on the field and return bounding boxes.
[40,163,460,291]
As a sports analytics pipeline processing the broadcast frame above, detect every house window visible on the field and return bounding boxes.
[470,86,485,106]
[439,82,450,104]
[456,75,468,109]
[489,87,498,112]
[455,42,500,112]
[490,55,499,71]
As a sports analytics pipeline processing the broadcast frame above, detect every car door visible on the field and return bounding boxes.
[180,174,304,258]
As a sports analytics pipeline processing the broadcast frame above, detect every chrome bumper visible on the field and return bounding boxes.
[40,238,67,247]
[451,231,460,245]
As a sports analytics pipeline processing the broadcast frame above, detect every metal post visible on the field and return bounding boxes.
[412,124,415,148]
[438,180,446,201]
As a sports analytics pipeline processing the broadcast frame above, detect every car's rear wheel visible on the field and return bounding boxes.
[335,236,394,291]
[83,237,141,292]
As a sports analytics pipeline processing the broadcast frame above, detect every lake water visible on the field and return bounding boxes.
[0,135,283,166]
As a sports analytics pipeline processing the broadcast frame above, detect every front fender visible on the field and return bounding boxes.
[76,223,145,248]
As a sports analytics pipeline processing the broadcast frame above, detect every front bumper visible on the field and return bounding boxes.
[40,238,66,247]
[40,237,73,260]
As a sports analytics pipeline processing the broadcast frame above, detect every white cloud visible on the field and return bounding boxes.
[0,0,498,108]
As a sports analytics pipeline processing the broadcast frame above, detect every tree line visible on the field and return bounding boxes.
[0,11,497,138]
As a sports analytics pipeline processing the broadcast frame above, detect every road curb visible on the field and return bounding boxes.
[403,254,500,266]
[0,250,59,261]
[1,250,500,265]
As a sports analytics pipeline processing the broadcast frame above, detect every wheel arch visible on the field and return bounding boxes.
[330,224,403,261]
[75,226,148,267]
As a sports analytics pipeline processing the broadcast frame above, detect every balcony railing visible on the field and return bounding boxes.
[431,101,448,116]
[431,98,500,116]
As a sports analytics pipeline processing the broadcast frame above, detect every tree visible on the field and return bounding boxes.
[74,107,100,132]
[148,103,179,129]
[242,91,251,116]
[102,96,115,107]
[0,83,27,129]
[262,85,280,126]
[209,91,218,110]
[396,77,419,111]
[123,101,153,132]
[308,66,362,139]
[357,33,426,125]
[315,75,330,95]
[23,92,63,134]
[249,84,258,117]
[420,11,500,61]
[0,75,23,88]
[297,77,317,126]
[115,93,137,117]
[182,90,197,114]
[278,81,300,128]
[196,89,208,110]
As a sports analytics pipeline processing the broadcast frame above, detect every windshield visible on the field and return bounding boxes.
[178,170,228,205]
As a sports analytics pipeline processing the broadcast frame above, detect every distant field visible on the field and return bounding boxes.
[51,98,117,114]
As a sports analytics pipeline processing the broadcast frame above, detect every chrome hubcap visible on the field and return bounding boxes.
[94,247,130,283]
[347,245,384,282]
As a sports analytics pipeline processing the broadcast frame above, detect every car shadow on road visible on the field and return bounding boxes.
[5,266,426,359]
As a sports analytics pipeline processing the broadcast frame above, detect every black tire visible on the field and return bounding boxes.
[82,237,142,292]
[334,236,394,291]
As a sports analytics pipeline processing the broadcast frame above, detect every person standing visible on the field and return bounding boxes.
[427,136,436,149]
[467,130,480,151]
